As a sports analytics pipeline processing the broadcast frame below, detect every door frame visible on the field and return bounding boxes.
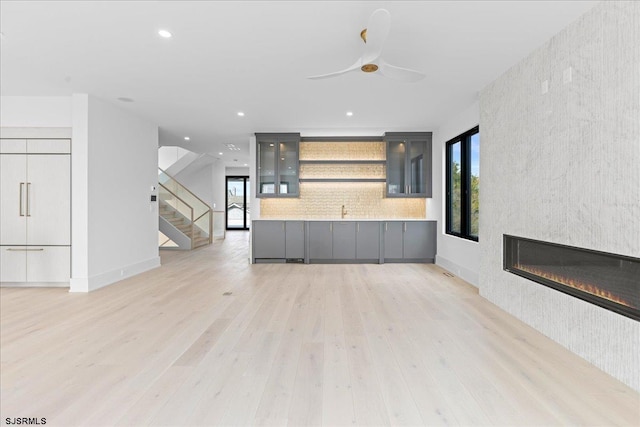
[225,176,250,230]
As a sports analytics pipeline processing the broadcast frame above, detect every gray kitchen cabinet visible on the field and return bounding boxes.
[252,220,285,260]
[308,221,332,260]
[253,220,435,264]
[332,222,356,260]
[384,221,437,262]
[404,221,436,260]
[385,132,432,198]
[383,222,404,259]
[356,222,380,260]
[256,133,300,198]
[285,221,305,259]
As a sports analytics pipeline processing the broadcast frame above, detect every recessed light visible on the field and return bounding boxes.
[218,152,223,155]
[184,136,190,141]
[237,112,245,117]
[158,29,172,38]
[243,163,248,166]
[346,111,353,117]
[269,143,274,147]
[117,97,134,103]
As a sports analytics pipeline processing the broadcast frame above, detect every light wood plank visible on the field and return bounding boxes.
[0,232,637,427]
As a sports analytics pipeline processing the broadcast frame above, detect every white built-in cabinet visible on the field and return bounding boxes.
[0,138,71,284]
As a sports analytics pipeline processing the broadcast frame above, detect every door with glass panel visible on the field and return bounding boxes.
[226,176,250,230]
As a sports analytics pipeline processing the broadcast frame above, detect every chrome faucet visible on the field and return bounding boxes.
[341,205,348,219]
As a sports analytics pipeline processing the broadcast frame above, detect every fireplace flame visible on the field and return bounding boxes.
[514,264,632,307]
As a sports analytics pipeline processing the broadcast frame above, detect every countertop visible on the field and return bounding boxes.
[254,218,434,222]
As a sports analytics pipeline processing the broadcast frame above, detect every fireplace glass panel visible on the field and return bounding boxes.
[504,235,639,321]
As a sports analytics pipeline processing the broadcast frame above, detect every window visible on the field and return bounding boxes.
[446,126,479,241]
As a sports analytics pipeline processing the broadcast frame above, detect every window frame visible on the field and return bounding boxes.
[445,125,479,242]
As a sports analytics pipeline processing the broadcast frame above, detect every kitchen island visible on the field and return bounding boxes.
[252,219,436,264]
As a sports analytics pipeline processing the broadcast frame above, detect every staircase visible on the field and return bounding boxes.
[158,168,212,250]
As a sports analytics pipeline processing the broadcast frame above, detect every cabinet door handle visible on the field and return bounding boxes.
[6,248,44,251]
[357,223,359,233]
[26,182,31,217]
[19,183,25,217]
[282,222,285,230]
[330,223,333,232]
[385,223,388,232]
[404,223,407,232]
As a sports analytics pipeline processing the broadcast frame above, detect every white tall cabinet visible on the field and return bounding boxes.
[0,137,71,284]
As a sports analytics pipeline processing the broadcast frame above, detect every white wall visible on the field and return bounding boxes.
[174,165,214,208]
[433,101,481,286]
[0,96,72,128]
[70,94,160,292]
[158,146,190,171]
[212,158,225,213]
[71,95,90,284]
[479,1,639,391]
[226,167,249,176]
[171,159,233,213]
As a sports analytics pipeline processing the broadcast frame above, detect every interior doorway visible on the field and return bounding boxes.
[226,176,250,230]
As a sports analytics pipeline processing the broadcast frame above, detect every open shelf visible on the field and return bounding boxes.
[299,160,386,165]
[299,178,386,183]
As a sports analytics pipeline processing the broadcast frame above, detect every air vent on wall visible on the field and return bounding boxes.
[224,143,241,151]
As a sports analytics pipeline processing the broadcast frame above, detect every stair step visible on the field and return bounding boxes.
[193,237,210,248]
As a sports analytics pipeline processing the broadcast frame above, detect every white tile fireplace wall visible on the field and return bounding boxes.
[479,1,639,391]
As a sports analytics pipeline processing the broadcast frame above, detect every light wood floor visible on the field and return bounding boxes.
[1,232,638,426]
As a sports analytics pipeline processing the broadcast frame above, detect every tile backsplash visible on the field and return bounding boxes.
[260,182,425,219]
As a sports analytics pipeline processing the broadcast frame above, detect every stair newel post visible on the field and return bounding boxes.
[209,210,213,244]
[190,206,194,250]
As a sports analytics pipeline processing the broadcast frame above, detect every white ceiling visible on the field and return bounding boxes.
[0,1,598,166]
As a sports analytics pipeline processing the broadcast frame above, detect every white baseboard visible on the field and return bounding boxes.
[70,256,161,293]
[436,255,479,287]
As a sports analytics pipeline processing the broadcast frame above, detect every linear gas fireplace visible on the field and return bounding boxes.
[504,235,639,321]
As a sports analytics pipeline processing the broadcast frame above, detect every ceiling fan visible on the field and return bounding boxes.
[307,9,425,82]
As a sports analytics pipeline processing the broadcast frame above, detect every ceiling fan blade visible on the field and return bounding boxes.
[362,9,391,64]
[307,59,361,80]
[378,61,425,82]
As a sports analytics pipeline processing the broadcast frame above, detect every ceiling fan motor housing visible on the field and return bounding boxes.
[361,63,379,73]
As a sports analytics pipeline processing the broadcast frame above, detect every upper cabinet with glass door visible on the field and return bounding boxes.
[256,133,300,198]
[385,132,432,198]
